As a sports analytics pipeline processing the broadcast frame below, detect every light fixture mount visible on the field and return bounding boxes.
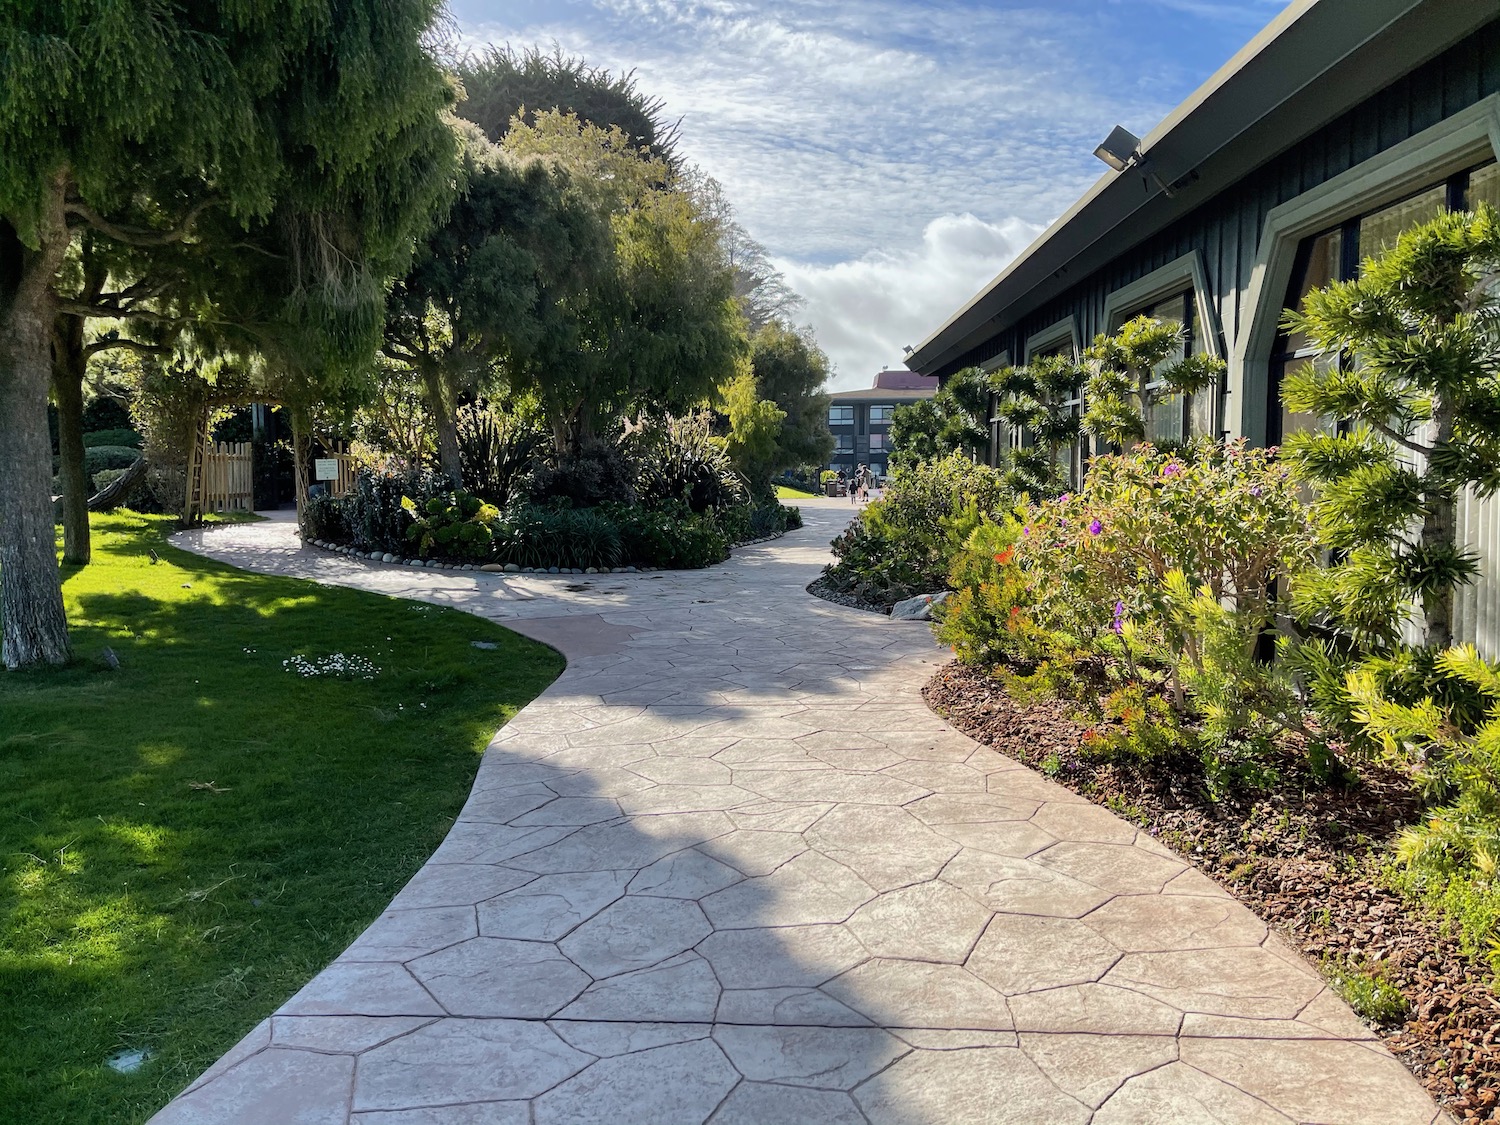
[1093,125,1143,172]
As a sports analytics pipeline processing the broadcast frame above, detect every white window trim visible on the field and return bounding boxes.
[1024,317,1080,361]
[1230,92,1500,444]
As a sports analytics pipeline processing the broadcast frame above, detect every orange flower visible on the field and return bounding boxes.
[994,545,1016,566]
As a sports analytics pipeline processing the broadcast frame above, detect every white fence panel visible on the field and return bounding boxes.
[1455,487,1500,660]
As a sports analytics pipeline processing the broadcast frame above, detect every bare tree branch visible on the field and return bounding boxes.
[82,337,173,361]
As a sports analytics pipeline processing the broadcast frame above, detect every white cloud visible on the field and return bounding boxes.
[450,0,1273,389]
[779,212,1041,389]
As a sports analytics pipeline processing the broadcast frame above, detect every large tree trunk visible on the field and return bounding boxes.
[51,314,90,565]
[1,180,73,669]
[291,404,311,535]
[421,366,462,487]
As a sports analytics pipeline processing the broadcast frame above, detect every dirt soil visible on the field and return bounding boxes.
[924,661,1500,1124]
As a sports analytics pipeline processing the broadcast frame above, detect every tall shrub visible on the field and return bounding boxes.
[1281,206,1500,651]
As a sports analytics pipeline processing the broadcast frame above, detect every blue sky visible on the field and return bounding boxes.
[449,0,1286,388]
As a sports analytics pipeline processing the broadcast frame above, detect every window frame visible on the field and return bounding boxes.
[1266,162,1492,446]
[828,404,855,426]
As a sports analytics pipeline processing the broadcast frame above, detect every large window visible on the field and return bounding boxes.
[1269,161,1496,444]
[869,404,895,424]
[833,435,854,454]
[829,405,854,426]
[868,433,886,451]
[1117,289,1214,443]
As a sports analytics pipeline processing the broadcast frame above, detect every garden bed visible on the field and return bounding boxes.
[924,661,1500,1124]
[805,573,888,615]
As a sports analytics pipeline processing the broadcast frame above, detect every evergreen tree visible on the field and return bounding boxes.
[888,397,944,470]
[1282,206,1500,651]
[990,353,1084,496]
[0,1,457,668]
[454,45,679,165]
[1082,315,1222,449]
[748,323,834,473]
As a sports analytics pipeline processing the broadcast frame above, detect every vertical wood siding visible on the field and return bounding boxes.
[939,19,1500,657]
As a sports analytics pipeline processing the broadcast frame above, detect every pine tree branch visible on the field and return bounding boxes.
[82,337,173,361]
[1368,418,1433,458]
[65,197,218,247]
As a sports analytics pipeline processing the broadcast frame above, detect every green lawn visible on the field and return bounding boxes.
[776,484,819,499]
[0,512,563,1125]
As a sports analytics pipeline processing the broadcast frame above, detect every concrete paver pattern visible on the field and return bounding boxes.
[152,500,1448,1125]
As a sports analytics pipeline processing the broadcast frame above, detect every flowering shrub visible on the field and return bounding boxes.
[824,453,1012,607]
[938,440,1316,775]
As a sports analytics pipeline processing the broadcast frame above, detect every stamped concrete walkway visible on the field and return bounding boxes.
[152,500,1447,1125]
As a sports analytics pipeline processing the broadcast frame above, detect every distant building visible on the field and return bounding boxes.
[826,370,939,478]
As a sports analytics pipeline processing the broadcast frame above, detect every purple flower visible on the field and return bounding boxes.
[1088,518,1103,536]
[1022,526,1031,537]
[1161,462,1182,477]
[1249,485,1262,497]
[1059,493,1071,503]
[1112,600,1125,634]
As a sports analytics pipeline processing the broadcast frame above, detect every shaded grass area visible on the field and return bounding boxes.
[0,512,563,1125]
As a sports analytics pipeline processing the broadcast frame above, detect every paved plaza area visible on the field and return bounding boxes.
[151,500,1448,1125]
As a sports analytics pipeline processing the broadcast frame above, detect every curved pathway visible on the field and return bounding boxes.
[152,501,1447,1125]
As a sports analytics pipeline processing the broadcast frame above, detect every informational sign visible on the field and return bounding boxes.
[314,458,339,482]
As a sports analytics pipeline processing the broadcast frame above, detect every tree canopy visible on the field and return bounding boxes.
[0,0,458,668]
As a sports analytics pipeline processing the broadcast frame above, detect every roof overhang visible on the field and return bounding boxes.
[906,0,1496,374]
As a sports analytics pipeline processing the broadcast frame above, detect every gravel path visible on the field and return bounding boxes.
[150,499,1447,1125]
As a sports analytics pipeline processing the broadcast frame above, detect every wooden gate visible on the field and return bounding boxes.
[202,442,254,514]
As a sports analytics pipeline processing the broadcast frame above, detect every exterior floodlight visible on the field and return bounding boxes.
[902,344,914,355]
[1093,125,1142,172]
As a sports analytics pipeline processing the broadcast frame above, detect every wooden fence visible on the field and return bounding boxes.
[314,444,359,498]
[201,442,254,514]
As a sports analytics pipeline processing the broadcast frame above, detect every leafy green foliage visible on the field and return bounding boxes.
[456,403,548,511]
[887,369,988,470]
[938,441,1315,782]
[340,467,450,555]
[1348,645,1500,966]
[1081,315,1223,449]
[604,501,729,569]
[824,453,1012,607]
[403,492,500,559]
[454,44,679,163]
[1281,206,1500,650]
[631,413,746,513]
[990,354,1084,495]
[747,323,834,474]
[530,438,639,508]
[493,505,625,570]
[82,428,142,449]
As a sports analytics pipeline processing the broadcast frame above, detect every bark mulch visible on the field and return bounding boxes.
[924,660,1500,1124]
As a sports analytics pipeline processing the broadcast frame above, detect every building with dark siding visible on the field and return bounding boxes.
[826,371,938,480]
[906,0,1500,657]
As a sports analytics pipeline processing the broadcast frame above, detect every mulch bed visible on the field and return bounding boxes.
[806,574,888,615]
[924,661,1500,1123]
